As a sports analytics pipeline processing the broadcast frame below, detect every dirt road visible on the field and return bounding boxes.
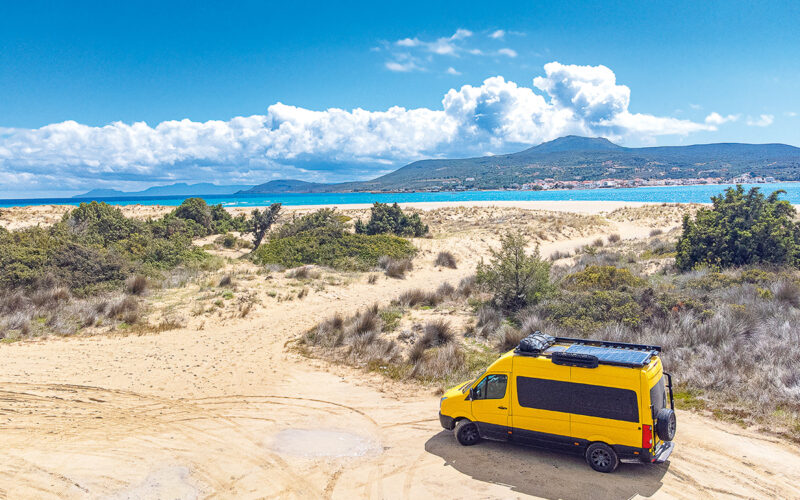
[2,230,799,499]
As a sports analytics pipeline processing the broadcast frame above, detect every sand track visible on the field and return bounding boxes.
[2,223,800,499]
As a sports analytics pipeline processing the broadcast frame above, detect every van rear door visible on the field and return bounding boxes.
[470,373,510,440]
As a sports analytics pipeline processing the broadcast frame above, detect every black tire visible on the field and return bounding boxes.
[454,419,481,446]
[585,442,619,473]
[656,408,677,441]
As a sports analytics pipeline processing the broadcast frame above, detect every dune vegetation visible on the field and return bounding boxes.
[302,187,800,439]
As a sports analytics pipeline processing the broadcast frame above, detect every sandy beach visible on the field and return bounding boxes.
[1,201,798,499]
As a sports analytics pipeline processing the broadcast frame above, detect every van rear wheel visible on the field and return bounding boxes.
[585,443,619,473]
[454,419,481,446]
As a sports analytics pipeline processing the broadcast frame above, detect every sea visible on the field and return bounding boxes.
[2,183,799,208]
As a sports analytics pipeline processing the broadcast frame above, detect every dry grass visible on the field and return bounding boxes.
[434,251,458,269]
[286,266,321,280]
[126,275,148,295]
[380,257,414,278]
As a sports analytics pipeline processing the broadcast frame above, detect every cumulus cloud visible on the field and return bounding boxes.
[746,114,774,127]
[704,112,740,125]
[497,48,517,58]
[489,29,505,39]
[0,62,714,195]
[446,67,461,75]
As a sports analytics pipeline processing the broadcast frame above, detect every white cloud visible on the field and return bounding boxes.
[446,67,461,75]
[385,60,420,72]
[784,111,797,118]
[746,114,774,127]
[384,28,517,71]
[0,62,714,194]
[704,112,739,125]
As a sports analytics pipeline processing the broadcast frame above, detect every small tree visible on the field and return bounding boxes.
[476,231,554,311]
[355,202,428,237]
[676,186,800,270]
[250,203,282,250]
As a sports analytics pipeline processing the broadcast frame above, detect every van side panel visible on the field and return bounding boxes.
[509,357,572,446]
[568,365,642,448]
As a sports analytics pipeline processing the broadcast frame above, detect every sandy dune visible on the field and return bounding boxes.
[1,206,799,499]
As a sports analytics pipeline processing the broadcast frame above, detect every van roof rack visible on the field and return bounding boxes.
[514,334,661,368]
[553,337,662,353]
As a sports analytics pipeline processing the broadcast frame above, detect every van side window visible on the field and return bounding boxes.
[516,376,639,422]
[650,376,666,418]
[473,374,507,400]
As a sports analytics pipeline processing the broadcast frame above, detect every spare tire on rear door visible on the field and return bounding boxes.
[655,408,676,441]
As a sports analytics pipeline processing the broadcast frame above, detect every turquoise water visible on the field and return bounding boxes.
[1,183,798,208]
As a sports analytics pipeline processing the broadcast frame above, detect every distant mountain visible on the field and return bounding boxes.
[74,182,253,198]
[239,179,333,194]
[331,136,800,192]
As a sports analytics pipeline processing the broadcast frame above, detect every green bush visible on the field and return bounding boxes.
[476,231,554,311]
[275,208,343,239]
[563,265,644,291]
[542,290,643,332]
[0,202,214,293]
[355,202,428,237]
[254,228,415,271]
[676,186,800,270]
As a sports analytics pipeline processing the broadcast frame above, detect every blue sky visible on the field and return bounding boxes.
[1,0,798,197]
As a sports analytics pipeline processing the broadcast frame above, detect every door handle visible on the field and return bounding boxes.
[498,406,507,410]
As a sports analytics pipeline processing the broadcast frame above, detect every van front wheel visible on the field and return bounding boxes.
[585,443,619,473]
[454,419,481,446]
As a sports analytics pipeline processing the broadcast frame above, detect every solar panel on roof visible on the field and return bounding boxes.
[564,344,653,367]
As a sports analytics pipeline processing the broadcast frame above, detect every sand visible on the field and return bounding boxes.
[1,203,799,499]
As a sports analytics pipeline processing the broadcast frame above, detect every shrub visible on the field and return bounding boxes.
[384,258,413,278]
[649,228,664,237]
[173,198,213,230]
[126,275,148,295]
[476,305,501,337]
[434,251,457,269]
[476,231,554,311]
[218,274,233,287]
[549,249,571,261]
[592,237,604,247]
[607,233,621,244]
[286,266,320,280]
[276,208,343,239]
[355,202,428,237]
[562,265,644,291]
[254,230,415,271]
[676,186,800,270]
[490,323,525,352]
[394,289,440,308]
[421,319,454,347]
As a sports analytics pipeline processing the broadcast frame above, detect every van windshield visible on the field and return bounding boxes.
[650,376,667,419]
[461,370,485,393]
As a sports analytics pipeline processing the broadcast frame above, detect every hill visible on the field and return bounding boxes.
[245,136,800,193]
[74,183,253,198]
[239,179,332,194]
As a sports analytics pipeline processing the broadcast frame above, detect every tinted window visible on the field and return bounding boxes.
[474,374,508,400]
[517,376,639,422]
[650,376,666,418]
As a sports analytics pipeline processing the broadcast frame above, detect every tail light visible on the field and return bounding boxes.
[642,424,653,449]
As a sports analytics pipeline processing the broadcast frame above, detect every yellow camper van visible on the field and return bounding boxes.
[438,333,675,472]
